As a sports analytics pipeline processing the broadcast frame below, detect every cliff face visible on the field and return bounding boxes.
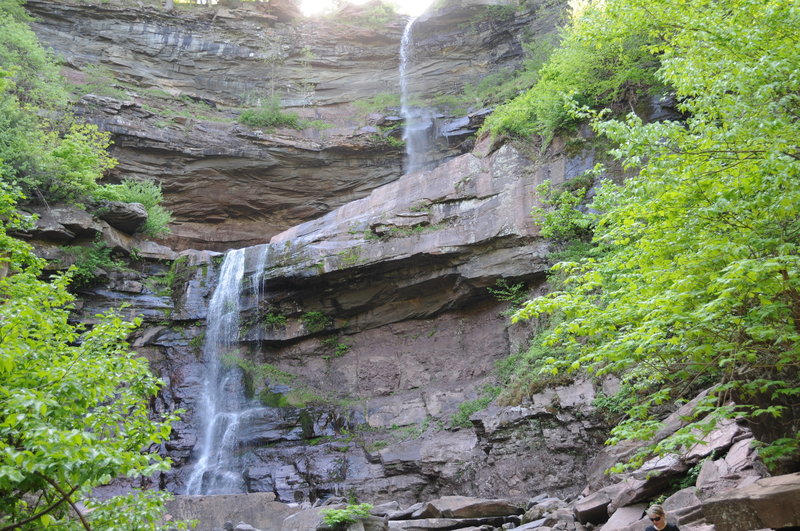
[27,0,565,250]
[72,132,611,504]
[26,0,617,506]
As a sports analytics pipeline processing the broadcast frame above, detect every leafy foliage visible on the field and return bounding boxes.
[0,0,67,108]
[301,310,331,333]
[239,96,300,129]
[450,386,499,428]
[482,0,662,143]
[264,312,288,327]
[93,179,173,236]
[0,3,116,205]
[49,123,117,202]
[512,0,800,471]
[320,503,373,529]
[0,183,181,530]
[0,1,173,231]
[532,172,598,241]
[61,239,125,288]
[320,336,351,359]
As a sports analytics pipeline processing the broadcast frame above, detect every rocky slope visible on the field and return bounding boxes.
[27,0,566,250]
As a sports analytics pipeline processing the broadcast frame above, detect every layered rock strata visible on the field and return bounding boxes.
[115,136,608,502]
[27,0,566,250]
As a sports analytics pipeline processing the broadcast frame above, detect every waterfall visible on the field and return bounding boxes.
[399,16,431,174]
[185,248,248,495]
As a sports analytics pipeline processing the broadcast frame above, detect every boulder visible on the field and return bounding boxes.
[281,506,328,531]
[411,496,522,519]
[598,504,646,531]
[361,515,389,531]
[573,490,614,525]
[701,472,800,531]
[96,200,148,234]
[165,493,298,531]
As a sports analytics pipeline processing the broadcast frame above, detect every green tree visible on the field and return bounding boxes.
[513,0,800,471]
[482,0,661,143]
[0,183,182,529]
[0,0,172,230]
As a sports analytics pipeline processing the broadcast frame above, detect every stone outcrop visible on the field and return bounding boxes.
[701,473,800,531]
[27,0,567,250]
[96,200,148,234]
[17,203,177,264]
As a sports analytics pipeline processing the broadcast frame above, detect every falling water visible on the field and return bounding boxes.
[185,248,248,495]
[250,244,271,322]
[399,16,432,174]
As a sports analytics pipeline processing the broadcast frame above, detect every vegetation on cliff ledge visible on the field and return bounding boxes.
[498,0,800,472]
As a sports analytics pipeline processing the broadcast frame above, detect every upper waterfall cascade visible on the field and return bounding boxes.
[400,16,434,175]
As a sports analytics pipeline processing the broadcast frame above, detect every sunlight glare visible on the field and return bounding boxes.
[300,0,434,17]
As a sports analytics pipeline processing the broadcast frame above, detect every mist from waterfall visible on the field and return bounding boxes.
[400,16,432,175]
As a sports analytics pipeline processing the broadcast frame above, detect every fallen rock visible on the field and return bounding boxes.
[233,523,263,531]
[388,518,462,530]
[573,490,614,525]
[412,496,522,519]
[165,493,297,531]
[598,503,645,531]
[281,506,328,531]
[701,472,800,531]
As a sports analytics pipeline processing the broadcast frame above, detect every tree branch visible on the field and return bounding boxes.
[0,483,80,531]
[37,474,92,531]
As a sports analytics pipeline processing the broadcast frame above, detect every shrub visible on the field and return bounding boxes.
[93,178,173,236]
[264,312,288,327]
[320,504,373,529]
[301,310,330,333]
[239,96,300,129]
[61,239,125,288]
[450,386,499,428]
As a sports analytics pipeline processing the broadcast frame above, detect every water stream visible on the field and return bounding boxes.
[400,16,432,174]
[185,248,252,495]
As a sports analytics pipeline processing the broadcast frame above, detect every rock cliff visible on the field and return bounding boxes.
[62,131,610,504]
[23,0,617,506]
[27,0,565,250]
[20,0,796,526]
